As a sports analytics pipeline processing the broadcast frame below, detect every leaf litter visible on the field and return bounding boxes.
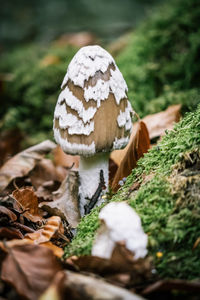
[0,106,198,299]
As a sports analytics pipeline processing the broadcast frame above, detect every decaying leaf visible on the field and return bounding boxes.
[40,171,80,228]
[143,104,181,140]
[0,216,65,257]
[0,205,17,222]
[0,140,56,192]
[40,270,144,300]
[67,243,152,288]
[0,227,24,239]
[12,187,44,223]
[1,244,62,300]
[142,279,200,296]
[111,121,150,192]
[26,216,64,244]
[0,238,64,258]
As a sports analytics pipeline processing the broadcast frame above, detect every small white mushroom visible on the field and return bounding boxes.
[92,202,148,260]
[53,45,134,216]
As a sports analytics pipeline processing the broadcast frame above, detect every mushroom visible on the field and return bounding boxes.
[92,202,148,259]
[53,45,133,216]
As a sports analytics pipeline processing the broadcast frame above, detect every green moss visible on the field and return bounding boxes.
[0,44,77,143]
[116,0,200,117]
[65,104,200,279]
[66,207,101,257]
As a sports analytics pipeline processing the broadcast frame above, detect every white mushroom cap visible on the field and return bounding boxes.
[92,202,148,260]
[53,45,134,156]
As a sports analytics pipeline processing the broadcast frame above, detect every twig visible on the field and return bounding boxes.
[84,170,106,215]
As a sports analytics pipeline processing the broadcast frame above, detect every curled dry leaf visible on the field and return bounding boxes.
[40,171,80,228]
[12,187,44,223]
[1,244,62,300]
[0,216,65,257]
[143,104,181,140]
[0,205,17,222]
[0,227,24,239]
[40,270,144,300]
[0,140,56,192]
[0,238,64,258]
[26,216,64,244]
[111,121,150,192]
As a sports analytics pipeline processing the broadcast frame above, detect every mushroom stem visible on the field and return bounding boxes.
[78,153,109,216]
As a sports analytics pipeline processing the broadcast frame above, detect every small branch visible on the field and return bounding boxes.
[84,170,106,215]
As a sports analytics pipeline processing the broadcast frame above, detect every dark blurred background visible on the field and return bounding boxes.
[0,0,162,50]
[0,0,199,161]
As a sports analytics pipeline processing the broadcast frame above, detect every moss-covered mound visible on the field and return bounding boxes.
[116,0,200,117]
[0,44,76,143]
[66,104,200,280]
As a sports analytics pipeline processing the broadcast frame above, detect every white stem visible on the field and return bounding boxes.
[78,153,109,216]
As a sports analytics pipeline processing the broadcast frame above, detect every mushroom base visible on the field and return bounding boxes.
[78,153,109,216]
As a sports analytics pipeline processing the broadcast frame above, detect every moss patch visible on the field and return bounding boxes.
[65,104,200,279]
[116,0,200,117]
[0,44,77,144]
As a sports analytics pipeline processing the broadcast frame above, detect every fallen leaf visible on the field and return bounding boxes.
[0,238,64,258]
[0,227,23,239]
[0,140,56,192]
[0,205,17,222]
[40,171,80,228]
[40,270,144,300]
[142,279,200,296]
[26,216,64,244]
[68,244,152,288]
[13,221,35,232]
[12,187,44,223]
[111,121,150,192]
[143,104,181,140]
[53,146,79,169]
[1,244,62,300]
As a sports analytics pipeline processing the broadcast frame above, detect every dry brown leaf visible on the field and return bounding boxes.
[111,121,150,192]
[0,205,17,222]
[142,279,200,296]
[143,104,181,140]
[67,243,152,288]
[0,140,56,192]
[0,238,64,258]
[53,146,79,169]
[26,216,64,244]
[0,227,24,239]
[40,171,80,228]
[1,244,62,300]
[12,187,44,223]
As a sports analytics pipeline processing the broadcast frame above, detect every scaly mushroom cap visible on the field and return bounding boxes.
[53,45,134,156]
